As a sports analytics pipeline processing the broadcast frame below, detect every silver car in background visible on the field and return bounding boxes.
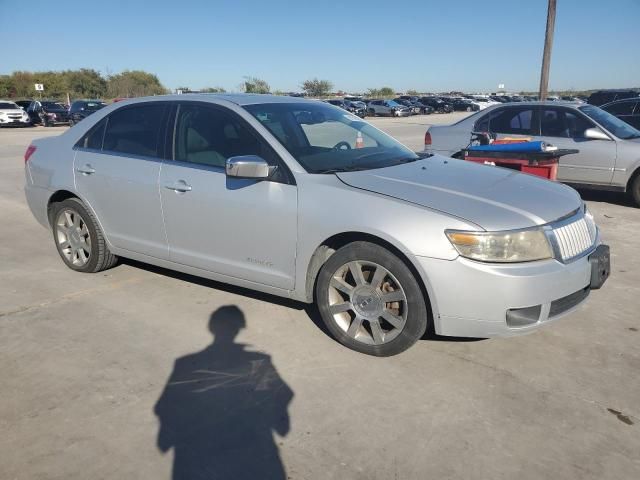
[24,95,609,356]
[424,101,640,206]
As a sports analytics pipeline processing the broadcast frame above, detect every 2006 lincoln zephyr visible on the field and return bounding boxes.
[24,94,610,356]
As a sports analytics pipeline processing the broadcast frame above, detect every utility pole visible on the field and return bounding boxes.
[539,0,557,101]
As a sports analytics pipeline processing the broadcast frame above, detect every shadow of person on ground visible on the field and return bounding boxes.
[154,306,294,480]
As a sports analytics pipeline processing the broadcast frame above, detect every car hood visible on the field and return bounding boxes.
[336,156,582,231]
[0,109,25,114]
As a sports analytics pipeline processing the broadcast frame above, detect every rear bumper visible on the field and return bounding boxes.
[24,182,51,228]
[416,253,597,338]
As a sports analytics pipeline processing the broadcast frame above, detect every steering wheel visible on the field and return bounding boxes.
[333,141,352,150]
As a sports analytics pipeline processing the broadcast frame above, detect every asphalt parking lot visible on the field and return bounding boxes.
[1,116,639,479]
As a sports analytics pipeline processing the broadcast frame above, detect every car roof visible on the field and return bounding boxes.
[602,98,639,106]
[109,93,324,108]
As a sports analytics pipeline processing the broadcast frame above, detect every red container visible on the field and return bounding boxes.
[463,148,579,181]
[464,154,558,180]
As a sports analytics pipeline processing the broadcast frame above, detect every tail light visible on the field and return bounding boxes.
[424,131,432,146]
[24,144,36,163]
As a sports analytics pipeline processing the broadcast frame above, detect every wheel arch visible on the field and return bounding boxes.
[46,190,113,247]
[304,231,436,325]
[626,163,640,192]
[47,190,78,225]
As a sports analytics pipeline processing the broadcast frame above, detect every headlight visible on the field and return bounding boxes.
[446,228,553,263]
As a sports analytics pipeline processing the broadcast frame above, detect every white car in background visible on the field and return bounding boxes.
[469,96,499,110]
[0,100,31,127]
[424,101,640,206]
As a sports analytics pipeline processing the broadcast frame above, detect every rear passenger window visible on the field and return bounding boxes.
[75,118,107,150]
[487,107,536,135]
[174,104,278,169]
[103,104,167,157]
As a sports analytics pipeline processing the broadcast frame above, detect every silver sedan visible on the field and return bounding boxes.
[424,101,640,206]
[24,95,609,356]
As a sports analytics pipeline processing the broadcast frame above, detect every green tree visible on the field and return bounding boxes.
[378,86,395,97]
[200,86,226,93]
[65,69,107,98]
[106,70,168,98]
[242,76,270,94]
[406,89,420,96]
[301,78,333,97]
[0,75,15,97]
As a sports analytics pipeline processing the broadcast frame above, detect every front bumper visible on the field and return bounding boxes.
[0,116,31,126]
[417,248,607,338]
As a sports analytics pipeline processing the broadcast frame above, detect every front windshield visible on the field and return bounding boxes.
[0,102,19,109]
[244,102,418,173]
[580,105,640,139]
[386,100,401,107]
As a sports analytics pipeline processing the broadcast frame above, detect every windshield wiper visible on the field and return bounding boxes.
[314,165,371,174]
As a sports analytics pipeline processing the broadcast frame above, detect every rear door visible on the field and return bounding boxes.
[538,106,616,185]
[476,105,540,141]
[159,102,298,289]
[74,102,169,258]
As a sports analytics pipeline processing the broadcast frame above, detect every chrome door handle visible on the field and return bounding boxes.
[164,180,192,193]
[76,164,95,175]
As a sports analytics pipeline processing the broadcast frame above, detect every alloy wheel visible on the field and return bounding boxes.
[55,208,92,266]
[327,260,408,345]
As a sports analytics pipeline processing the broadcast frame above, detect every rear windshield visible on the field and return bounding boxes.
[580,105,640,139]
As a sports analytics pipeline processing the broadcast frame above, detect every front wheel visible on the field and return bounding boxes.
[50,198,118,273]
[368,108,375,117]
[315,241,428,356]
[629,173,640,207]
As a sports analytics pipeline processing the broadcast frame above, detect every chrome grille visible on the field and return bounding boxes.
[552,215,595,261]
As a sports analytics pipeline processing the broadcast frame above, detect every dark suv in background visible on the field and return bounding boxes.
[601,98,640,129]
[25,100,70,126]
[419,97,453,113]
[325,99,367,118]
[587,89,639,106]
[68,100,107,126]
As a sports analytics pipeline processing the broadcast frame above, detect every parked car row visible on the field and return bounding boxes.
[0,99,107,127]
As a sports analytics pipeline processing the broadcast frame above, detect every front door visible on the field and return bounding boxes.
[538,106,616,185]
[159,102,298,290]
[74,103,169,259]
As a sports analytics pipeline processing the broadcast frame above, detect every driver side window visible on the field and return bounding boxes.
[174,103,281,170]
[541,108,593,138]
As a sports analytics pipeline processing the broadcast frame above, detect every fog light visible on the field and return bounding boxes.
[506,305,542,327]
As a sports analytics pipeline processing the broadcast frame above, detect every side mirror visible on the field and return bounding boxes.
[226,155,275,179]
[583,128,610,141]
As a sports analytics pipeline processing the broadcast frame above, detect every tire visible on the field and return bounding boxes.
[368,108,375,117]
[69,119,75,127]
[50,198,118,273]
[466,106,472,112]
[315,241,428,356]
[629,173,640,207]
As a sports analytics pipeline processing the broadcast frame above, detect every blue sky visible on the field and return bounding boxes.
[1,0,638,93]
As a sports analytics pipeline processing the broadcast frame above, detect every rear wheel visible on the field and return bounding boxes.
[315,241,428,356]
[368,108,375,117]
[50,198,118,273]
